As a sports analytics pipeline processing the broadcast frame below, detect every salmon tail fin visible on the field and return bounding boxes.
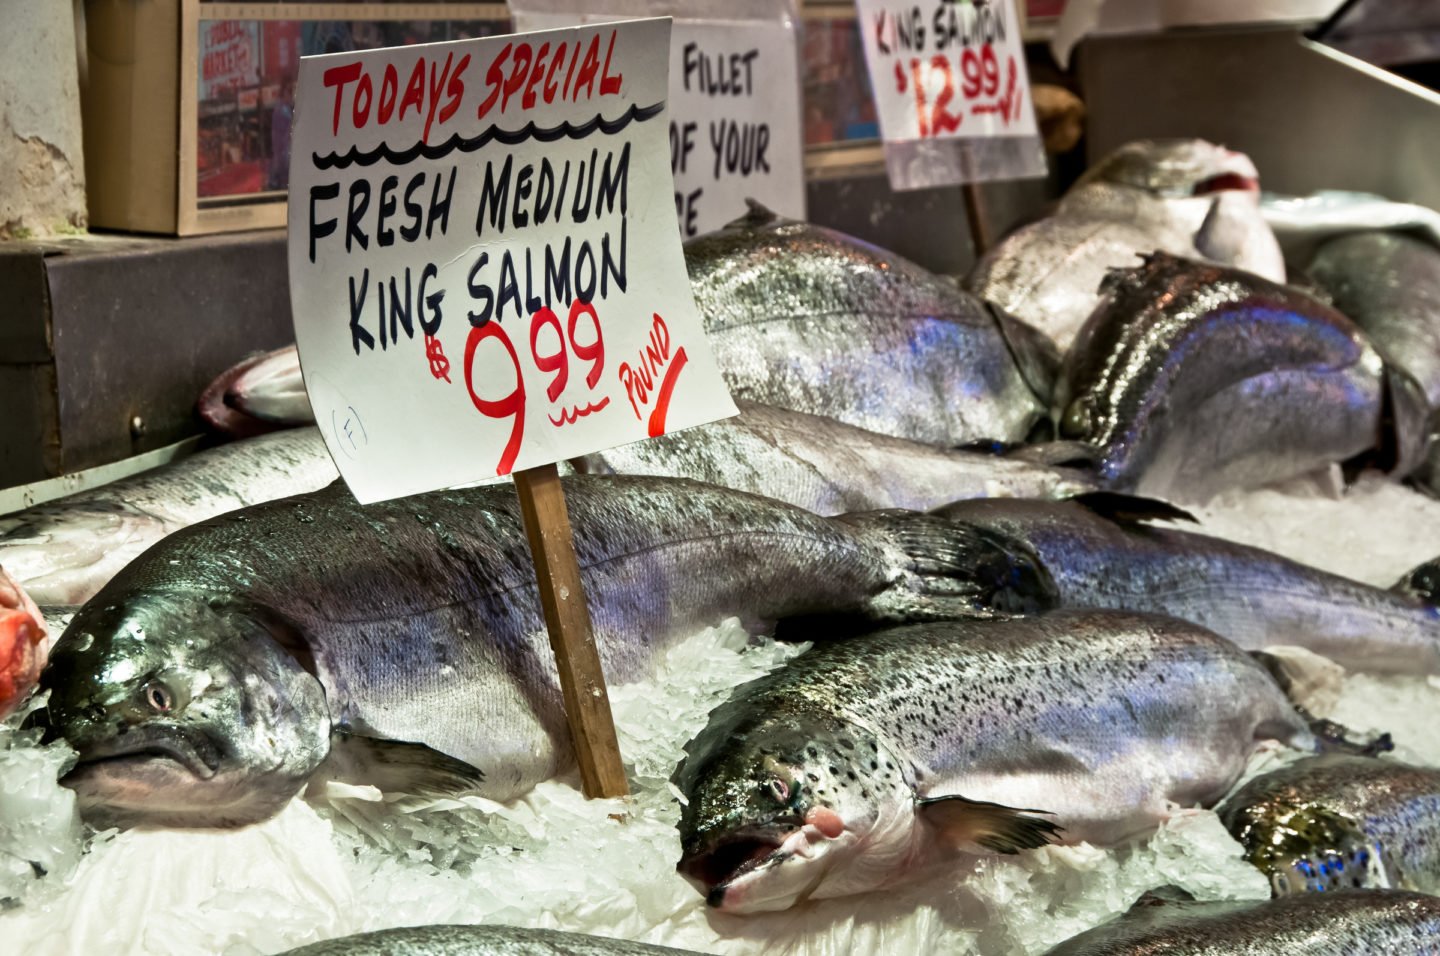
[840,511,1059,620]
[1252,650,1393,756]
[986,302,1061,406]
[1070,491,1198,525]
[1308,715,1393,758]
[918,794,1064,853]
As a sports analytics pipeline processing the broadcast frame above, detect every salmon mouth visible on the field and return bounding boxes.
[1193,172,1259,195]
[679,833,789,905]
[64,729,222,781]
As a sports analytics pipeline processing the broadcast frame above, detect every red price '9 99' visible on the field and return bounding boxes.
[462,300,605,475]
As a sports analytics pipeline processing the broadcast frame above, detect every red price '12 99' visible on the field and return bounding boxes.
[893,43,1020,137]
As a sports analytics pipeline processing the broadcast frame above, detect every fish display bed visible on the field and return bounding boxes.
[4,470,1440,955]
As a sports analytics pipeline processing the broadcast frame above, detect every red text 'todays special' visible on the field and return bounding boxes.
[321,30,627,141]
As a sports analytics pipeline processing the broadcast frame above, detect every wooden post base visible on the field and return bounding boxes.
[513,462,629,799]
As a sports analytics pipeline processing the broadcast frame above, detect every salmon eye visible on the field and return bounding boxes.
[767,777,790,803]
[143,680,174,713]
[1060,396,1093,439]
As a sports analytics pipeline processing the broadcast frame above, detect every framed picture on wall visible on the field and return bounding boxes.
[84,1,510,235]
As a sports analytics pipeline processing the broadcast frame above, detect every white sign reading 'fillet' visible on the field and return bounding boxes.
[669,21,805,237]
[512,4,806,239]
[287,18,736,504]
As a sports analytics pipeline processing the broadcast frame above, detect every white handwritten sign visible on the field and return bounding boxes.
[859,0,1037,142]
[514,5,805,237]
[668,21,805,236]
[287,19,737,504]
[856,0,1044,188]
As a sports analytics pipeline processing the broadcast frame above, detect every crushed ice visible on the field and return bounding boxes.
[5,472,1440,955]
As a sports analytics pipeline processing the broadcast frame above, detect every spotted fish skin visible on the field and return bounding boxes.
[1043,888,1440,955]
[685,205,1044,448]
[574,401,1093,515]
[0,429,338,606]
[1055,251,1384,502]
[933,496,1440,675]
[673,609,1310,913]
[277,924,705,955]
[1219,755,1440,896]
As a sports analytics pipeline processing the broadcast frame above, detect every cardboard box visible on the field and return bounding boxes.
[0,231,295,487]
[82,1,510,236]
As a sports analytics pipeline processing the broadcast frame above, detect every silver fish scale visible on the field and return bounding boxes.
[66,476,956,800]
[1043,889,1440,955]
[966,190,1240,352]
[1057,252,1383,500]
[1220,756,1440,895]
[1070,139,1257,197]
[1310,231,1440,409]
[935,497,1440,674]
[711,609,1307,843]
[686,212,1043,447]
[277,924,705,955]
[0,428,339,605]
[578,401,1092,515]
[968,138,1284,352]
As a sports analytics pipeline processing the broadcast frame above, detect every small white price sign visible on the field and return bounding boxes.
[858,0,1038,143]
[856,0,1043,189]
[287,18,737,504]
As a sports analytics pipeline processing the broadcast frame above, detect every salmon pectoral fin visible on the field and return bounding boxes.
[916,794,1064,853]
[316,730,485,796]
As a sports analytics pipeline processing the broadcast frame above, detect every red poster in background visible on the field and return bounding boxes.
[200,22,260,98]
[262,21,303,84]
[1028,0,1067,18]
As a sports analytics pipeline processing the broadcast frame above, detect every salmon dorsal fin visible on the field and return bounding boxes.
[1131,885,1196,909]
[916,794,1063,853]
[726,199,781,231]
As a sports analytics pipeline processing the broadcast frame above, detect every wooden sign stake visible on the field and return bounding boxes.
[513,462,629,799]
[962,182,993,256]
